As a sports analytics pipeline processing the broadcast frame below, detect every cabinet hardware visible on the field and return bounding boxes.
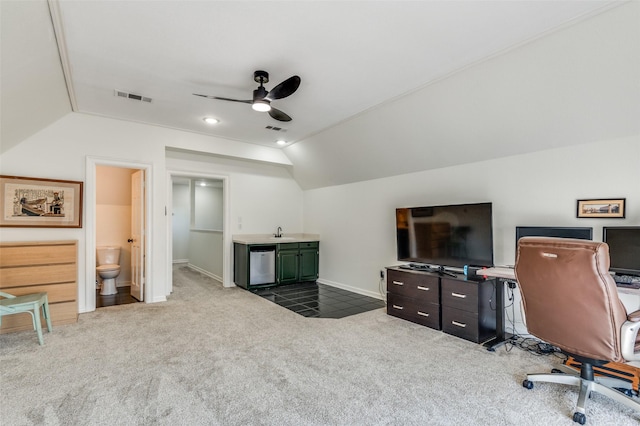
[451,292,467,298]
[417,286,429,291]
[392,305,404,310]
[417,311,429,317]
[392,281,404,286]
[452,321,467,328]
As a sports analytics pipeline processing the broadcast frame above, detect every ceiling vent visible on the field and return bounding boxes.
[114,90,152,103]
[265,125,287,132]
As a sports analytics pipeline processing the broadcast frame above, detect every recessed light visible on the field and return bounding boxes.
[276,140,287,146]
[203,117,219,125]
[199,181,206,187]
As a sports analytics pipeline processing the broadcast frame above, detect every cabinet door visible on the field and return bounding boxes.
[299,248,319,282]
[278,250,299,285]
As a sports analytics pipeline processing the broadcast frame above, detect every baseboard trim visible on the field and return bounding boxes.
[316,278,385,300]
[173,259,189,265]
[187,263,222,283]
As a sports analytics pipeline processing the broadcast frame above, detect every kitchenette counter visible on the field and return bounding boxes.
[232,233,320,245]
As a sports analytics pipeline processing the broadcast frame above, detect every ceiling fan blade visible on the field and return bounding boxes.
[193,93,252,104]
[268,107,292,122]
[265,76,301,101]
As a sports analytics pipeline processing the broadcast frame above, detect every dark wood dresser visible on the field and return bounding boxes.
[386,266,496,344]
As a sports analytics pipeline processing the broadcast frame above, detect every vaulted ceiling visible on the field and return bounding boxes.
[2,1,638,190]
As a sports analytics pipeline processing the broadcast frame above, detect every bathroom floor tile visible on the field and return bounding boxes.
[250,282,385,319]
[96,286,138,308]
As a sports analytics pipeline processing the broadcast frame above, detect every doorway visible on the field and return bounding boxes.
[167,171,231,294]
[84,158,152,313]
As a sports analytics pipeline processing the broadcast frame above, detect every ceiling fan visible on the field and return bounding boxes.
[194,70,301,122]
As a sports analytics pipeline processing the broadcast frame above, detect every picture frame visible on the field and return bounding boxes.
[576,198,626,219]
[0,175,83,228]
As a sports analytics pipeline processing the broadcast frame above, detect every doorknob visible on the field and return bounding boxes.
[127,239,134,243]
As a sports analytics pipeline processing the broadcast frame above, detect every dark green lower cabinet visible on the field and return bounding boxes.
[277,241,319,285]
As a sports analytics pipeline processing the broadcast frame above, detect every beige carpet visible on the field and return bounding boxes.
[1,266,638,425]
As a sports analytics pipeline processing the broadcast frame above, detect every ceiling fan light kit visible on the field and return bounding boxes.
[194,70,300,122]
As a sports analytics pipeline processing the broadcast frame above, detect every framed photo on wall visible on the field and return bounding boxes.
[0,175,83,228]
[576,198,626,219]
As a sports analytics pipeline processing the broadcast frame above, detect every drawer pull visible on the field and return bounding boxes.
[452,321,467,328]
[451,292,467,299]
[417,286,430,291]
[392,305,404,310]
[417,311,429,317]
[392,281,404,286]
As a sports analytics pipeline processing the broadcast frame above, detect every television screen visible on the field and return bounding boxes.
[603,227,640,276]
[515,226,593,254]
[396,202,493,268]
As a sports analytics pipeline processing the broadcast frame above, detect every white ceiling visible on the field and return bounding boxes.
[51,0,621,149]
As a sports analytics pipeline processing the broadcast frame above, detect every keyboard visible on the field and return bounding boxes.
[613,274,640,288]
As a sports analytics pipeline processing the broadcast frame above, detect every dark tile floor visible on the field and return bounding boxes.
[96,286,138,308]
[251,282,386,318]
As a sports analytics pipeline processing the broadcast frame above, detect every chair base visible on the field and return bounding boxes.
[523,363,640,424]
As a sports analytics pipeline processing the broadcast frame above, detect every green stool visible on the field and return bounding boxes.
[0,291,52,345]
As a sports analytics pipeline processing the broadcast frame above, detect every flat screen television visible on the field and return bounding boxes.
[396,202,493,268]
[515,226,593,252]
[603,226,640,276]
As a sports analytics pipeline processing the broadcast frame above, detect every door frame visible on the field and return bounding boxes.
[84,157,152,312]
[166,170,232,293]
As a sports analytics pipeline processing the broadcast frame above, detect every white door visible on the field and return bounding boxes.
[130,170,145,301]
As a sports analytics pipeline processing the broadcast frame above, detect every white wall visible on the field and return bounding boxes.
[304,135,640,331]
[172,183,190,262]
[0,113,297,312]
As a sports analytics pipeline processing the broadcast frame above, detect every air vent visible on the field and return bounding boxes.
[114,90,152,103]
[265,125,287,132]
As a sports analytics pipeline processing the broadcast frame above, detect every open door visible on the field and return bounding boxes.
[130,170,145,301]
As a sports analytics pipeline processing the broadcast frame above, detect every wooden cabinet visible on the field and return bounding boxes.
[277,241,319,285]
[0,240,78,334]
[386,268,440,330]
[234,241,319,288]
[386,267,496,344]
[440,277,496,343]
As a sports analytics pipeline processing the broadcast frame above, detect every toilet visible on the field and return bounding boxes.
[96,246,121,296]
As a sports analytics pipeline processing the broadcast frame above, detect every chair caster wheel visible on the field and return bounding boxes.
[573,412,586,424]
[522,379,533,389]
[614,387,633,397]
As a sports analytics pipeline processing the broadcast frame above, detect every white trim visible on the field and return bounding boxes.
[167,170,234,293]
[48,0,78,111]
[173,259,189,265]
[187,263,222,284]
[85,156,153,312]
[316,278,384,301]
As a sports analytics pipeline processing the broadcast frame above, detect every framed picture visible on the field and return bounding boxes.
[0,175,83,228]
[576,198,626,219]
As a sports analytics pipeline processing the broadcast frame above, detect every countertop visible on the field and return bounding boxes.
[232,233,320,244]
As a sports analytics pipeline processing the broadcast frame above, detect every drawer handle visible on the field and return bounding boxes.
[392,281,404,286]
[452,321,467,328]
[392,305,404,310]
[417,311,429,317]
[451,292,467,299]
[417,286,430,291]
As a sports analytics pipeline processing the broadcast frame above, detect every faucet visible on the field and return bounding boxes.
[275,226,283,238]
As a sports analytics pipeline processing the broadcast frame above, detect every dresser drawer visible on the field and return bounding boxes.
[387,293,440,330]
[441,278,479,312]
[442,306,496,343]
[442,307,480,342]
[387,270,439,303]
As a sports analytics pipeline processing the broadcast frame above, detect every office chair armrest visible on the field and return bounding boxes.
[628,310,640,322]
[621,319,640,361]
[0,291,16,299]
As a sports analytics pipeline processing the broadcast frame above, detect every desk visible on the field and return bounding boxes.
[478,267,640,351]
[476,267,516,351]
